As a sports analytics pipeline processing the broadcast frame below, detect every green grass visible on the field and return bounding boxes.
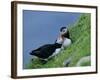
[26,13,91,69]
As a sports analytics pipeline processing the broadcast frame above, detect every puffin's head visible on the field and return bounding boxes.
[60,27,67,35]
[60,27,70,38]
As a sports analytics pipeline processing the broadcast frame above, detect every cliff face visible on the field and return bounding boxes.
[27,13,91,69]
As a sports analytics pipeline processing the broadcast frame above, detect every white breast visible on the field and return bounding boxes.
[62,38,72,48]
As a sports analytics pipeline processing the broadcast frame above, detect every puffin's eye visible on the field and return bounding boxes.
[62,29,66,32]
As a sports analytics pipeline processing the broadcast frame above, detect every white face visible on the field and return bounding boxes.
[60,28,67,35]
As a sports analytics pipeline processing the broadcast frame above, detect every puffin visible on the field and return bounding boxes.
[29,36,63,61]
[29,27,72,62]
[51,27,72,57]
[60,27,72,49]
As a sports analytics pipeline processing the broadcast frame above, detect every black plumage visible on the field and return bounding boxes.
[30,43,62,59]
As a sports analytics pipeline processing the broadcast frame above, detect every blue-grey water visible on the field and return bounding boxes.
[23,10,80,69]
